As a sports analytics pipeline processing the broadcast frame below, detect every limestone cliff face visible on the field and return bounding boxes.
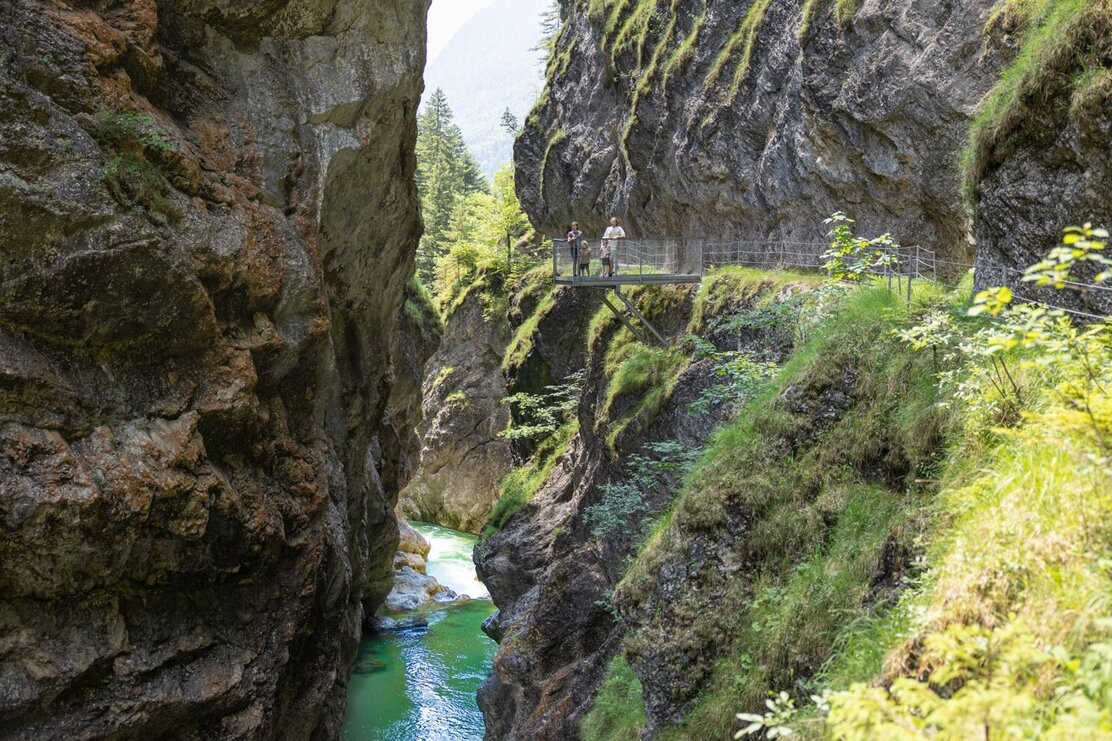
[399,288,513,534]
[0,1,425,737]
[473,280,806,740]
[517,0,1001,255]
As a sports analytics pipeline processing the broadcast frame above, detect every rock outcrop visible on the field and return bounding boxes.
[0,1,425,737]
[970,9,1112,315]
[474,276,809,739]
[517,0,1002,258]
[399,286,513,534]
[382,519,454,609]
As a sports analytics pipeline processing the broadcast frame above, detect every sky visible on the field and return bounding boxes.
[427,0,496,66]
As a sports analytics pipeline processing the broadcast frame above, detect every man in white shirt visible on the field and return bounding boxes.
[601,216,625,277]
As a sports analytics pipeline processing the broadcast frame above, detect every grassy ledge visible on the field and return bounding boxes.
[961,0,1112,203]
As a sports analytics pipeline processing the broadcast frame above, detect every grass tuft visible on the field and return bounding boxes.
[961,0,1111,204]
[581,655,648,741]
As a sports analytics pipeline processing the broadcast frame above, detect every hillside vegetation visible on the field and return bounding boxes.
[579,233,1111,739]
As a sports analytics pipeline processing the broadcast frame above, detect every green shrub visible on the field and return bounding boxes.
[91,110,173,152]
[100,153,181,222]
[404,275,443,341]
[483,421,578,538]
[583,441,700,540]
[501,372,584,442]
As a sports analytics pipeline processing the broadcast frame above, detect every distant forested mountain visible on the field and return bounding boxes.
[424,0,548,176]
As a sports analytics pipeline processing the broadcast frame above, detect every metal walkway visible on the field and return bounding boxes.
[556,274,702,288]
[552,238,704,345]
[552,238,703,288]
[551,233,1110,336]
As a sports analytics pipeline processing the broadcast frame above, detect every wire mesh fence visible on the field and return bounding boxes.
[552,238,704,281]
[550,235,1110,320]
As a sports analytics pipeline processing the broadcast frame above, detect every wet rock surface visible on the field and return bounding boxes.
[0,1,425,737]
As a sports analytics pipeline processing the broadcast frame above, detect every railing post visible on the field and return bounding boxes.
[907,245,915,302]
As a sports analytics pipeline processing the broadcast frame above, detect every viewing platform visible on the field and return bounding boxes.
[552,237,705,346]
[552,238,703,287]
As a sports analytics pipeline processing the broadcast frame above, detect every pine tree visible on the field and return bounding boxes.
[538,1,562,53]
[501,108,519,137]
[415,89,486,283]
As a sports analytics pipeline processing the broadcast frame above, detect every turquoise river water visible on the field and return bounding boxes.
[343,523,496,741]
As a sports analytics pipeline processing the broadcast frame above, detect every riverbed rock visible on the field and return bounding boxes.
[0,0,425,737]
[399,517,433,558]
[375,614,430,633]
[481,610,504,642]
[384,567,460,613]
[399,284,513,533]
[392,517,431,574]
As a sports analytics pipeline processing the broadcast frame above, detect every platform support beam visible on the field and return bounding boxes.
[614,288,667,346]
[599,287,668,346]
[602,294,652,345]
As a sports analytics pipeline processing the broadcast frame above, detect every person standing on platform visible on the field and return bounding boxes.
[566,222,583,277]
[601,216,625,277]
[578,240,592,277]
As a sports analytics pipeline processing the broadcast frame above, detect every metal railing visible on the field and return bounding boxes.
[552,238,704,282]
[550,235,1110,320]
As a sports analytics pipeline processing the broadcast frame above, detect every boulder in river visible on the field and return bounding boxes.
[384,566,460,612]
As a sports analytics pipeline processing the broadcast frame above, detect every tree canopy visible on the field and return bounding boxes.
[416,88,487,283]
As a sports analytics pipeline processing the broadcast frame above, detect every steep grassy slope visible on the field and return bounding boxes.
[584,276,1111,738]
[475,268,821,738]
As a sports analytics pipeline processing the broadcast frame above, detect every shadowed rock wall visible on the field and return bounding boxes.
[399,287,512,534]
[0,0,426,737]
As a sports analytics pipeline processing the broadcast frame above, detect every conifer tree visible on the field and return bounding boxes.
[415,88,486,283]
[500,108,519,137]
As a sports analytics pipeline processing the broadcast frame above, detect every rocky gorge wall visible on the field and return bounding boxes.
[474,274,815,739]
[0,0,426,737]
[482,1,1112,738]
[399,285,513,534]
[517,0,1003,255]
[518,0,1111,284]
